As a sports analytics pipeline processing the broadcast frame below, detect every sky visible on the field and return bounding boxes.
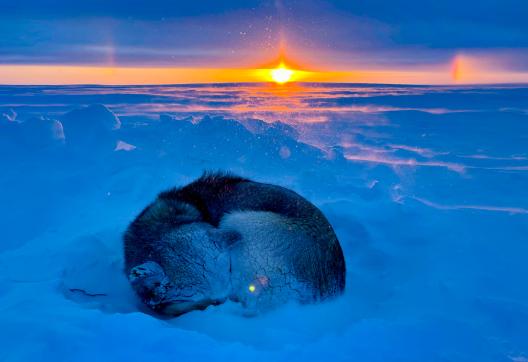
[1,0,528,84]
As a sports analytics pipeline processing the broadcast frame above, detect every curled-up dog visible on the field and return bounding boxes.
[124,172,346,316]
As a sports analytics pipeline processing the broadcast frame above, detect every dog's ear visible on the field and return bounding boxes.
[209,229,242,249]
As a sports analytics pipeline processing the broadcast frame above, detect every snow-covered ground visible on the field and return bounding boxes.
[1,83,527,361]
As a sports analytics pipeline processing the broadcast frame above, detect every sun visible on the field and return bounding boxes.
[270,64,294,84]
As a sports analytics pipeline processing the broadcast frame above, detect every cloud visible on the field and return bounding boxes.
[0,0,267,19]
[1,0,528,74]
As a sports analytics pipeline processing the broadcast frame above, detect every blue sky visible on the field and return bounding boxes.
[1,0,526,69]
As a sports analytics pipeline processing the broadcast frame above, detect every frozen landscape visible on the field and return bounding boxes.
[1,83,527,361]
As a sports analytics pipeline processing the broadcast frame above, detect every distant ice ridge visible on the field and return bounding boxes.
[0,104,118,152]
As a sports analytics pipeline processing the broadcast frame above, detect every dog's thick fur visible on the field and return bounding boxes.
[124,172,345,316]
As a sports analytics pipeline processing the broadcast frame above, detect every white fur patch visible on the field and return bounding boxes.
[220,211,291,243]
[220,211,312,313]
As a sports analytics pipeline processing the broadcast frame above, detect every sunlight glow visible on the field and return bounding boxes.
[270,65,294,84]
[2,60,528,85]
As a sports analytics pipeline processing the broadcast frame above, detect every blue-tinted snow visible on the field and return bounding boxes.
[0,83,527,361]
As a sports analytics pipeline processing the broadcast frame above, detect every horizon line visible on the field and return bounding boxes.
[2,64,528,86]
[1,81,528,87]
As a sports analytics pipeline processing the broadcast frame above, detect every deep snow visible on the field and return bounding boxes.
[0,83,527,361]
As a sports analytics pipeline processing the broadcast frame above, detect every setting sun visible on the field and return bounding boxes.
[270,65,294,84]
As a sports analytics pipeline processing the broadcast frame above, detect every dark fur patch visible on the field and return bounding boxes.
[158,171,249,225]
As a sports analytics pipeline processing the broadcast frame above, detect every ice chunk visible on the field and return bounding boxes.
[61,104,121,149]
[114,140,136,152]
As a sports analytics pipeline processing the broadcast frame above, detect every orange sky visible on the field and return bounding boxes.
[1,55,528,85]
